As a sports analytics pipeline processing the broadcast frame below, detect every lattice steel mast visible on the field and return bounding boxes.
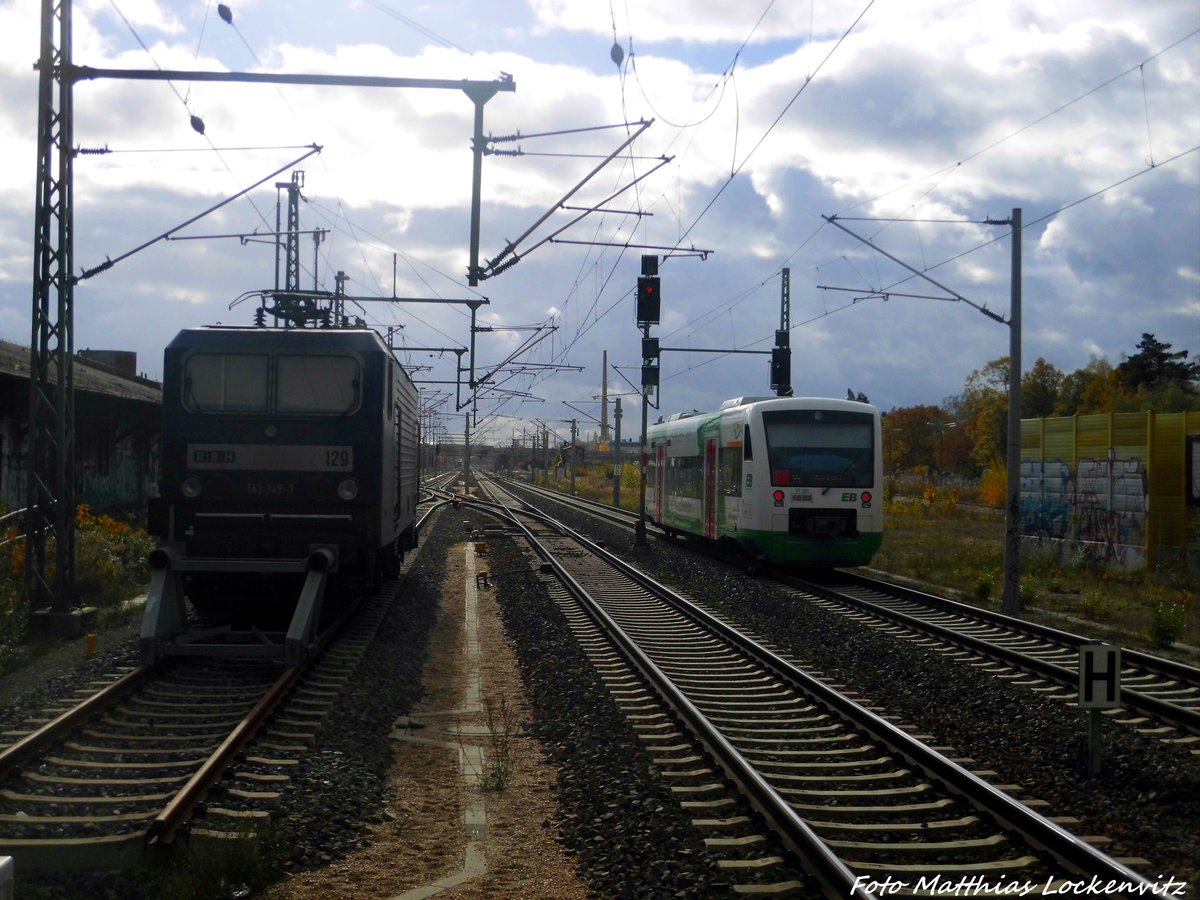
[26,0,78,631]
[25,0,514,635]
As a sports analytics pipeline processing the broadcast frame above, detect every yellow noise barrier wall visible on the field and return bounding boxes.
[1019,411,1200,572]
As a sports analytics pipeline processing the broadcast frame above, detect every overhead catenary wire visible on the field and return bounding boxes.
[836,25,1200,220]
[875,142,1200,297]
[542,0,798,383]
[107,0,280,234]
[616,0,877,349]
[81,7,1198,442]
[654,136,1200,389]
[669,0,878,254]
[548,0,878,370]
[658,25,1200,346]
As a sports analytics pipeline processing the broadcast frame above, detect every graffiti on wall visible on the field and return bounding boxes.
[1020,451,1148,568]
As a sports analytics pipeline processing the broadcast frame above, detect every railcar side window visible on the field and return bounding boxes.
[763,409,874,487]
[277,355,359,414]
[671,455,703,499]
[184,354,269,413]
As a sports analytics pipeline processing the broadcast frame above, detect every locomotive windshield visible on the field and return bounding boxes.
[762,408,874,487]
[184,354,269,412]
[183,352,360,415]
[277,355,358,413]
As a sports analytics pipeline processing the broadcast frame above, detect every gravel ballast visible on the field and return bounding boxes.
[4,493,1197,897]
[515,490,1200,891]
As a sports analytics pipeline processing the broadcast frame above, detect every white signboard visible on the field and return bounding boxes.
[1078,644,1121,709]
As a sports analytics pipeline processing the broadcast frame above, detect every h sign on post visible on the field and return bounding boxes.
[1078,644,1121,708]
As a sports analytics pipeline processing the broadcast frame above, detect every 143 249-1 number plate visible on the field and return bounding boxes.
[244,481,296,497]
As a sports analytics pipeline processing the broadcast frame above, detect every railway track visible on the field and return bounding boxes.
[0,503,443,872]
[476,478,1156,898]
[0,658,297,869]
[784,572,1200,745]
[494,477,1200,744]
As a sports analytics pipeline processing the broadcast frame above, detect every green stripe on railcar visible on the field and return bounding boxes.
[737,529,883,567]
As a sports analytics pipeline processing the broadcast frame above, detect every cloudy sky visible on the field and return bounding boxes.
[0,1,1197,446]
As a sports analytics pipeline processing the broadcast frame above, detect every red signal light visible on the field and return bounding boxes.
[861,491,872,503]
[773,490,785,502]
[636,275,661,324]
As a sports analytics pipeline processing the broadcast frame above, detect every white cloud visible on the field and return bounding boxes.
[0,1,1196,442]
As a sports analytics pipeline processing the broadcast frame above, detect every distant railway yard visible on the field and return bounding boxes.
[0,473,1196,899]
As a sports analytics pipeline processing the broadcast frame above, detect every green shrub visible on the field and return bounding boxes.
[1151,601,1187,648]
[1019,580,1040,608]
[972,572,995,605]
[1081,589,1112,621]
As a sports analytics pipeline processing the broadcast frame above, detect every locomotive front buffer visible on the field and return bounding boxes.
[139,543,337,667]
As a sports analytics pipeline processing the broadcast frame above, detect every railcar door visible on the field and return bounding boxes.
[703,437,718,539]
[654,444,665,522]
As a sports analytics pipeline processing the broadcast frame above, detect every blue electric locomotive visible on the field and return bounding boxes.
[142,326,419,663]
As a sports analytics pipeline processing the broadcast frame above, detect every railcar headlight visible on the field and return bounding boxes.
[337,478,359,501]
[181,476,203,499]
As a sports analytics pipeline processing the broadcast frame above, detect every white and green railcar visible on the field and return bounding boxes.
[646,396,883,567]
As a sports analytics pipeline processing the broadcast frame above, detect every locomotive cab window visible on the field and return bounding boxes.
[763,409,874,488]
[182,352,359,415]
[184,353,269,413]
[277,355,359,414]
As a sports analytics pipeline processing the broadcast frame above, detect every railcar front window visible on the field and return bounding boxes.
[763,409,874,487]
[184,354,269,413]
[277,355,359,414]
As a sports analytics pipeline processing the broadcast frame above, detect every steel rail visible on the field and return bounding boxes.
[839,570,1200,684]
[488,499,868,900]
[148,663,305,845]
[784,573,1200,735]
[149,503,439,845]
[0,666,152,780]
[489,482,1157,890]
[496,477,1200,733]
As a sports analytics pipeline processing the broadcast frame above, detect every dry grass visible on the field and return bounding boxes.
[873,492,1198,657]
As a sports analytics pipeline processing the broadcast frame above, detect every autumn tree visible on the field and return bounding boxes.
[881,405,941,473]
[1114,333,1200,412]
[961,357,1009,469]
[1021,358,1063,418]
[937,394,976,474]
[1117,333,1200,392]
[1054,357,1119,416]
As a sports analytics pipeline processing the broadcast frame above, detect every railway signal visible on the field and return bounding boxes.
[636,254,661,546]
[636,276,660,325]
[771,269,792,397]
[642,336,660,388]
[770,342,790,394]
